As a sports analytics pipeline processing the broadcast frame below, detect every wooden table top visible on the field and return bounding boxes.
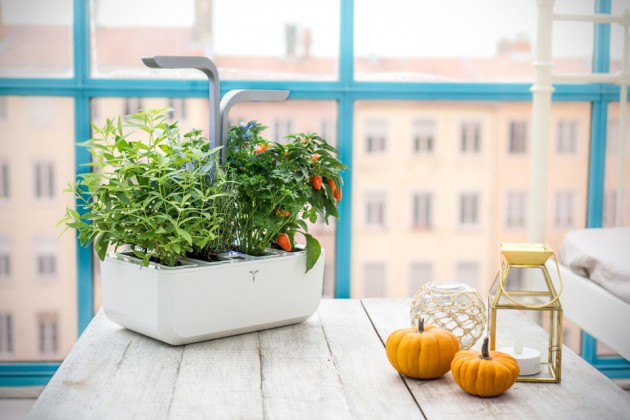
[30,299,630,419]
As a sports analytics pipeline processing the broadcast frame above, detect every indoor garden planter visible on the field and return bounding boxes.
[61,56,346,345]
[102,248,324,345]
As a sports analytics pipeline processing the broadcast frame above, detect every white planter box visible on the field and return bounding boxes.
[101,250,325,345]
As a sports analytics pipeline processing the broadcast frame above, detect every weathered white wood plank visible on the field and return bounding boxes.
[28,311,133,419]
[362,298,630,420]
[93,332,183,419]
[257,311,353,419]
[29,310,183,420]
[317,299,423,419]
[30,300,630,419]
[167,333,263,418]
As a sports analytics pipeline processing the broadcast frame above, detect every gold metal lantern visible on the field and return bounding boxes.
[489,242,563,383]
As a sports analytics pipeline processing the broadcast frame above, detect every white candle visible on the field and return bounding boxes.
[498,340,541,376]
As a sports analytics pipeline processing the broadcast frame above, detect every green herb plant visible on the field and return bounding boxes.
[226,121,347,272]
[60,108,235,267]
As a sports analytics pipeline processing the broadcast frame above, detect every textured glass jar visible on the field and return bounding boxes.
[410,282,486,350]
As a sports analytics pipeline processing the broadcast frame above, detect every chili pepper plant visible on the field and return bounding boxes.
[225,121,347,272]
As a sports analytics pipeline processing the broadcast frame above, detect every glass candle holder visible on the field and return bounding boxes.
[410,282,486,350]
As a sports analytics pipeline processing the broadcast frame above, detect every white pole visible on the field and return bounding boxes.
[529,0,555,244]
[553,13,622,24]
[552,73,620,83]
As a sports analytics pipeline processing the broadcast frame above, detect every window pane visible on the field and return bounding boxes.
[352,101,590,298]
[610,0,627,71]
[355,0,592,82]
[90,0,339,80]
[604,103,630,227]
[0,96,76,361]
[0,0,73,77]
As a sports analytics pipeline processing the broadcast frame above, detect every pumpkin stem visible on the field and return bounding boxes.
[417,317,425,333]
[480,337,492,360]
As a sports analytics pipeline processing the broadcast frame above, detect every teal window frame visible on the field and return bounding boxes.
[1,0,627,386]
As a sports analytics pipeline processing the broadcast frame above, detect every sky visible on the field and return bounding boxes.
[1,0,626,60]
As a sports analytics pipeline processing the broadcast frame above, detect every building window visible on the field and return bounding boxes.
[364,262,386,297]
[34,161,55,199]
[124,97,144,115]
[0,254,10,281]
[603,190,617,227]
[505,191,526,228]
[460,121,481,153]
[412,119,435,153]
[459,193,480,226]
[365,118,387,154]
[557,120,578,154]
[409,262,432,296]
[0,97,7,123]
[365,192,386,227]
[455,262,480,289]
[37,255,57,277]
[508,120,528,154]
[168,98,188,120]
[0,313,13,355]
[34,237,58,282]
[412,192,433,229]
[0,237,11,283]
[0,161,8,200]
[554,191,575,228]
[273,118,293,142]
[37,313,59,356]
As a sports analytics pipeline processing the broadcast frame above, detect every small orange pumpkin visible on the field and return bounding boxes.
[385,318,460,379]
[451,337,520,397]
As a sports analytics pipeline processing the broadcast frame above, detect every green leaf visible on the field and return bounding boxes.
[66,221,89,229]
[304,234,321,273]
[132,248,146,260]
[159,144,172,155]
[94,233,109,261]
[178,228,193,245]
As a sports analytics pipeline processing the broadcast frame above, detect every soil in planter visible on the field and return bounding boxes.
[269,243,305,253]
[119,251,190,267]
[186,251,225,263]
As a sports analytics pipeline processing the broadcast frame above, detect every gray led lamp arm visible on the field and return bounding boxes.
[142,56,221,149]
[142,56,289,163]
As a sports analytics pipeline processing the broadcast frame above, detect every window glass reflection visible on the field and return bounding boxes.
[91,0,339,80]
[0,96,76,361]
[0,0,73,77]
[352,100,590,300]
[355,0,594,82]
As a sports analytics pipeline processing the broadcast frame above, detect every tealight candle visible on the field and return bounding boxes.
[498,340,541,376]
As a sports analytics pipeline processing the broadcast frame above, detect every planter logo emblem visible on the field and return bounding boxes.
[249,270,259,282]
